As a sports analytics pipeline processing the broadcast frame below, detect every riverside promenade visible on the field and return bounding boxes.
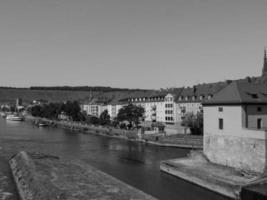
[160,151,267,199]
[26,115,203,149]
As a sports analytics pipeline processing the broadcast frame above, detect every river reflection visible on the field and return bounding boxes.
[0,119,231,200]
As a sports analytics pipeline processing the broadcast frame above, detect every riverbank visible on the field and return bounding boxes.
[160,151,267,199]
[10,151,157,200]
[25,115,203,149]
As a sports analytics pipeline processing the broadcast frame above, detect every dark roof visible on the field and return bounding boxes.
[176,83,228,103]
[203,82,267,105]
[120,89,184,103]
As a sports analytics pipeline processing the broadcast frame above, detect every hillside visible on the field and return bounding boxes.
[0,88,154,105]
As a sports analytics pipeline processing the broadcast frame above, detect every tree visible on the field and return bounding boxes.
[111,117,119,127]
[30,105,43,117]
[62,101,81,121]
[99,110,111,125]
[181,111,203,135]
[117,104,145,127]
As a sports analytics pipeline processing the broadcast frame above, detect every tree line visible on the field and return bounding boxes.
[30,102,145,130]
[30,101,84,121]
[30,86,151,92]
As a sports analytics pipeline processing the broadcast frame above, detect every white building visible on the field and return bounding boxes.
[106,102,125,119]
[203,82,267,173]
[81,102,107,117]
[125,93,181,124]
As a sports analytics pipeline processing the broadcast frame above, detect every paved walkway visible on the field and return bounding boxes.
[160,151,264,199]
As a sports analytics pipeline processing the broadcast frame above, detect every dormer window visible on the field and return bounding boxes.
[199,95,204,100]
[247,92,259,99]
[208,95,213,100]
[252,94,258,99]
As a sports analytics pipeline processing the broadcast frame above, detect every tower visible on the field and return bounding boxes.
[262,48,267,76]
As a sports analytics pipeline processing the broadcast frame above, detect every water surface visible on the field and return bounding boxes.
[0,119,231,200]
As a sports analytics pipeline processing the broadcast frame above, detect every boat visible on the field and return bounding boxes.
[0,112,7,118]
[38,122,49,127]
[6,114,24,121]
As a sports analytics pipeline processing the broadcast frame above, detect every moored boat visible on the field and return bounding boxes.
[6,114,24,121]
[0,112,7,118]
[38,122,49,127]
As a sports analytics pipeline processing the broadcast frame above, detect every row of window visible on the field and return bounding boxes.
[178,95,213,101]
[218,118,263,130]
[129,97,165,102]
[165,97,173,102]
[165,104,173,108]
[165,110,173,114]
[165,117,174,121]
[219,107,263,112]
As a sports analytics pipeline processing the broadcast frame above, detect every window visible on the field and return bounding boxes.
[257,118,262,129]
[257,107,262,112]
[219,118,223,130]
[251,94,258,99]
[218,107,223,112]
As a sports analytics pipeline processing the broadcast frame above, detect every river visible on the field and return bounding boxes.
[0,118,231,200]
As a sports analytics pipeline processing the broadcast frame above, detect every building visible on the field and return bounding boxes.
[81,98,108,117]
[16,98,22,107]
[175,83,228,122]
[164,93,177,124]
[203,82,267,173]
[58,111,71,121]
[106,100,126,119]
[124,91,183,124]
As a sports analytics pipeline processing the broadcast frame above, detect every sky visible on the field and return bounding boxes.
[0,0,267,89]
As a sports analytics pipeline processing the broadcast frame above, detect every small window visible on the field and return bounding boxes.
[257,107,262,112]
[219,118,223,130]
[257,118,262,129]
[218,107,223,112]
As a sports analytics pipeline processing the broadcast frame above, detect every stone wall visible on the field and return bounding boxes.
[204,134,267,173]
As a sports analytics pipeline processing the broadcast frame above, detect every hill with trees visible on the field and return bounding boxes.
[0,75,265,105]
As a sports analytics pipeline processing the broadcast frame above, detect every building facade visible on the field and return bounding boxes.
[203,82,267,173]
[125,93,178,124]
[175,83,227,123]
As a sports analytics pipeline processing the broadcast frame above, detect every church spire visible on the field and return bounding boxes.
[262,48,267,76]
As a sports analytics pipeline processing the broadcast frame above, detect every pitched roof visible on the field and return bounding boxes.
[203,82,267,105]
[176,82,228,103]
[119,88,184,103]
